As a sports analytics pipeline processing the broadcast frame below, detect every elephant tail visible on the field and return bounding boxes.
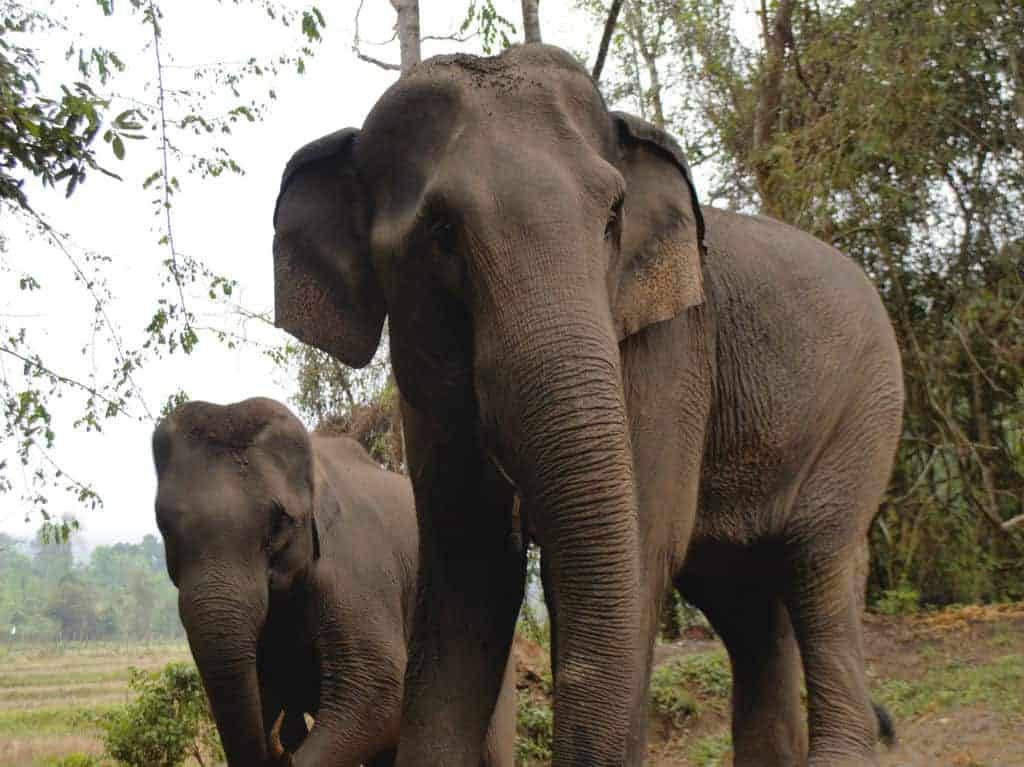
[872,699,896,748]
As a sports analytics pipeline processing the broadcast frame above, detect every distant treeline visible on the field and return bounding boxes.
[0,531,182,642]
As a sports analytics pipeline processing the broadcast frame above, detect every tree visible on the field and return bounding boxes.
[586,0,1024,604]
[390,0,422,72]
[1,0,325,530]
[522,0,542,43]
[47,575,98,639]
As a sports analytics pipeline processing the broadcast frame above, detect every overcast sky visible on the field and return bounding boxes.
[1,1,759,550]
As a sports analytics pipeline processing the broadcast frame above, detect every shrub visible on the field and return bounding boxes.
[102,663,223,767]
[649,663,699,724]
[515,691,553,765]
[875,585,921,615]
[689,732,732,767]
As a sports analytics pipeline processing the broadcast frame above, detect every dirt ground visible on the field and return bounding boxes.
[514,603,1024,767]
[864,605,1024,767]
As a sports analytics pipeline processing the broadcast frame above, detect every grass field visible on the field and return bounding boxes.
[0,641,192,767]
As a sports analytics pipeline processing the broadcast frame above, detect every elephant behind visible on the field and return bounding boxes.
[151,397,516,767]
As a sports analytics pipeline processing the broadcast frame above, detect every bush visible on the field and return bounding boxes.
[874,585,921,615]
[649,663,699,724]
[515,691,553,765]
[689,733,732,767]
[102,663,223,767]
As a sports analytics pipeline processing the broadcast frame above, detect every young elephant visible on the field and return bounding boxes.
[152,397,516,767]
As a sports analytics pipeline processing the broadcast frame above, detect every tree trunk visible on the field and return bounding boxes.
[522,0,542,43]
[390,0,421,74]
[753,0,795,217]
[592,0,626,83]
[625,3,666,129]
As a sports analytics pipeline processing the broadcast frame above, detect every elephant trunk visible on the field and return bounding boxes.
[178,577,269,767]
[479,302,641,764]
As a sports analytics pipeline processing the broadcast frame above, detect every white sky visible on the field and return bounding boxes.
[1,1,760,550]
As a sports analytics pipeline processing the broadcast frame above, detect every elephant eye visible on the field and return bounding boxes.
[268,500,290,542]
[430,220,457,256]
[605,198,623,241]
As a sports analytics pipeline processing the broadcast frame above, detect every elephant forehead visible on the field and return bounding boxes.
[355,57,611,196]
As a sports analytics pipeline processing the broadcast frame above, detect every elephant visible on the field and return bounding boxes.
[151,397,516,767]
[271,43,904,767]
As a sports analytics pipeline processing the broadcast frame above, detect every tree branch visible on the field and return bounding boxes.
[753,0,794,216]
[0,346,127,416]
[147,2,195,342]
[592,0,626,83]
[353,0,401,71]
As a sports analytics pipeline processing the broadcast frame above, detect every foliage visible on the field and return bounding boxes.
[459,0,516,54]
[517,545,550,647]
[288,338,404,472]
[586,0,1024,605]
[102,663,222,767]
[651,650,732,708]
[648,662,698,724]
[1,0,324,526]
[688,733,732,767]
[514,690,554,765]
[0,4,134,207]
[875,584,922,616]
[0,530,181,642]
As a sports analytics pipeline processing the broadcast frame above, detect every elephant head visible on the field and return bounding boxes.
[272,43,704,763]
[152,398,320,767]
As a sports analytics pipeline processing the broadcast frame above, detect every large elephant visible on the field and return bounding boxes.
[272,44,904,767]
[151,397,516,767]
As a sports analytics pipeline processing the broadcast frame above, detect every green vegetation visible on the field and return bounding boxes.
[515,691,554,765]
[102,664,222,767]
[875,585,922,616]
[583,0,1024,607]
[688,733,732,767]
[874,653,1024,719]
[659,651,732,703]
[0,532,181,642]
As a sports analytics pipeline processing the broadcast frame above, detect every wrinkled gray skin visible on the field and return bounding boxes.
[272,44,904,767]
[151,398,516,767]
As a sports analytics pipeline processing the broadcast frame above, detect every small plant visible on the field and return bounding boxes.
[689,732,732,767]
[648,663,699,724]
[874,585,921,615]
[515,691,553,765]
[655,651,732,699]
[102,662,223,767]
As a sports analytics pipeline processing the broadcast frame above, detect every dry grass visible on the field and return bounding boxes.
[0,641,191,766]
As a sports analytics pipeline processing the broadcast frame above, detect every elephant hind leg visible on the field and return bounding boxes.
[784,558,878,767]
[782,407,899,766]
[683,579,807,767]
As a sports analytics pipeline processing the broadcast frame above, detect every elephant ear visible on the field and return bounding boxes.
[273,128,385,368]
[611,112,706,340]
